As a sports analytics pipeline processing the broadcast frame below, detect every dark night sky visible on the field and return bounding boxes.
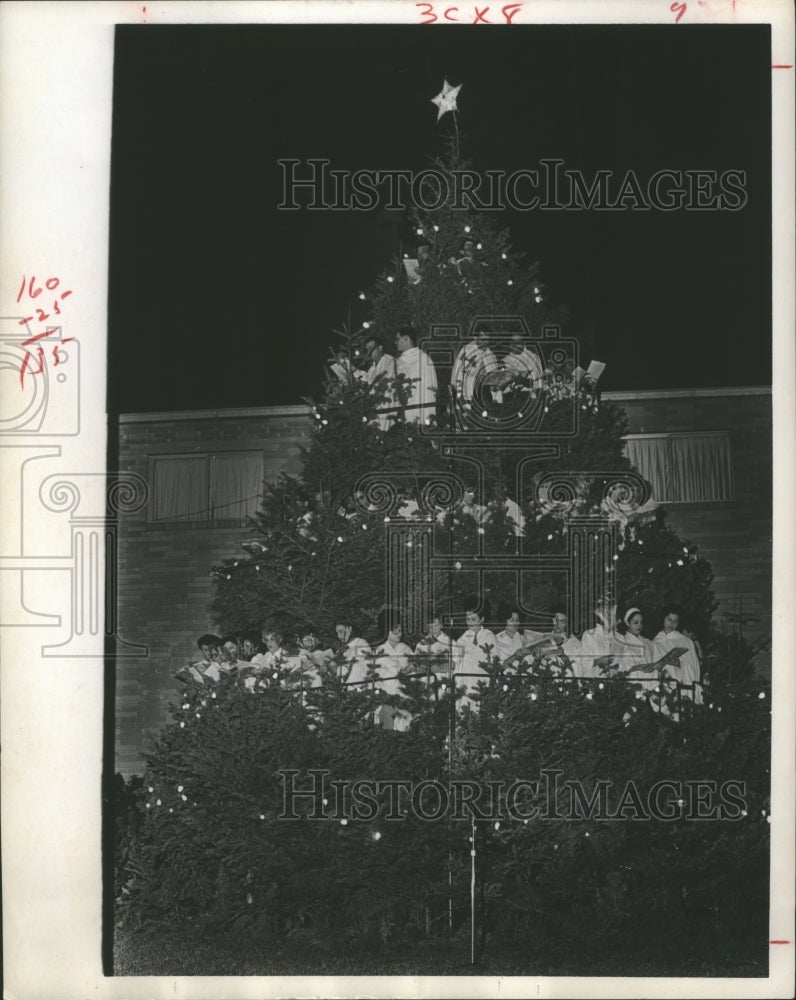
[108,23,771,415]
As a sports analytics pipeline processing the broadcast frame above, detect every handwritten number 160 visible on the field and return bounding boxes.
[17,275,61,302]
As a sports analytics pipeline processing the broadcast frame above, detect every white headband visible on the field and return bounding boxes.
[623,607,642,626]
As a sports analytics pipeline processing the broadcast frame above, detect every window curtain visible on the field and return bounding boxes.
[624,436,671,501]
[210,452,264,520]
[671,434,734,502]
[151,456,208,521]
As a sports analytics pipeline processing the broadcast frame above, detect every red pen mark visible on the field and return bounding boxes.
[416,2,436,23]
[670,1,687,22]
[772,65,793,69]
[20,346,45,387]
[22,327,59,346]
[15,273,75,388]
[416,2,521,23]
[770,940,790,944]
[19,329,75,389]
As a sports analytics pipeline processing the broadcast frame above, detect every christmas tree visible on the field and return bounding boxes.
[211,121,716,648]
[117,82,770,975]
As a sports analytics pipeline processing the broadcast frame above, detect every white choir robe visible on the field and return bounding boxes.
[454,627,498,709]
[611,632,679,716]
[366,353,398,430]
[415,632,460,688]
[542,633,583,673]
[340,637,373,687]
[578,624,615,679]
[396,347,438,425]
[296,649,334,689]
[653,629,703,704]
[504,347,543,390]
[504,498,525,537]
[495,629,525,664]
[373,640,414,731]
[451,342,502,404]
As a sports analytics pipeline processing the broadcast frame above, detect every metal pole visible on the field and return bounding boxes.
[470,816,477,964]
[447,638,455,935]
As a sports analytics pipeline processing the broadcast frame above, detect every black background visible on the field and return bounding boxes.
[108,24,771,414]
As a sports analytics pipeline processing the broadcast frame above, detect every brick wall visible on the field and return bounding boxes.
[604,388,772,643]
[115,406,310,778]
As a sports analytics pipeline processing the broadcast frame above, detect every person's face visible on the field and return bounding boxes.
[627,613,643,637]
[663,613,680,633]
[336,624,352,643]
[506,612,520,634]
[429,618,443,639]
[388,626,402,644]
[553,613,568,635]
[200,642,213,660]
[209,645,221,663]
[365,340,379,362]
[475,332,489,350]
[396,334,410,352]
[510,335,524,354]
[596,603,616,628]
[241,638,255,657]
[222,640,239,662]
[301,634,319,651]
[265,634,281,653]
[464,488,477,504]
[465,611,483,629]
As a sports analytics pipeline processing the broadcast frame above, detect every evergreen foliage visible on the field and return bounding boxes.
[117,662,771,971]
[118,137,769,973]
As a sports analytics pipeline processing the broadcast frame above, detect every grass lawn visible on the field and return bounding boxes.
[113,924,769,978]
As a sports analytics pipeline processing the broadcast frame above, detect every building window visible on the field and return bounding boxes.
[149,452,264,523]
[624,432,735,503]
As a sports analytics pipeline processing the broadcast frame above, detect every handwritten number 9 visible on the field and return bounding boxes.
[670,1,687,22]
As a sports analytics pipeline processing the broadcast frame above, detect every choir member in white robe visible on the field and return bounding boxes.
[334,622,372,686]
[415,617,462,691]
[395,327,438,425]
[496,611,527,664]
[455,610,498,710]
[503,332,543,395]
[296,633,334,689]
[415,617,455,658]
[613,608,684,715]
[364,335,398,431]
[653,610,703,704]
[183,633,222,683]
[540,612,583,674]
[451,330,503,406]
[579,621,615,679]
[373,625,414,730]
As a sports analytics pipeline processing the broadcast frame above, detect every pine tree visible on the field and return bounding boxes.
[122,121,769,975]
[212,141,716,647]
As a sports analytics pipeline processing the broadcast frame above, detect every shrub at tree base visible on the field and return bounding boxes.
[116,665,770,972]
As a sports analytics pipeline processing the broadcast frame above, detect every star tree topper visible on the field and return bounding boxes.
[431,79,462,121]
